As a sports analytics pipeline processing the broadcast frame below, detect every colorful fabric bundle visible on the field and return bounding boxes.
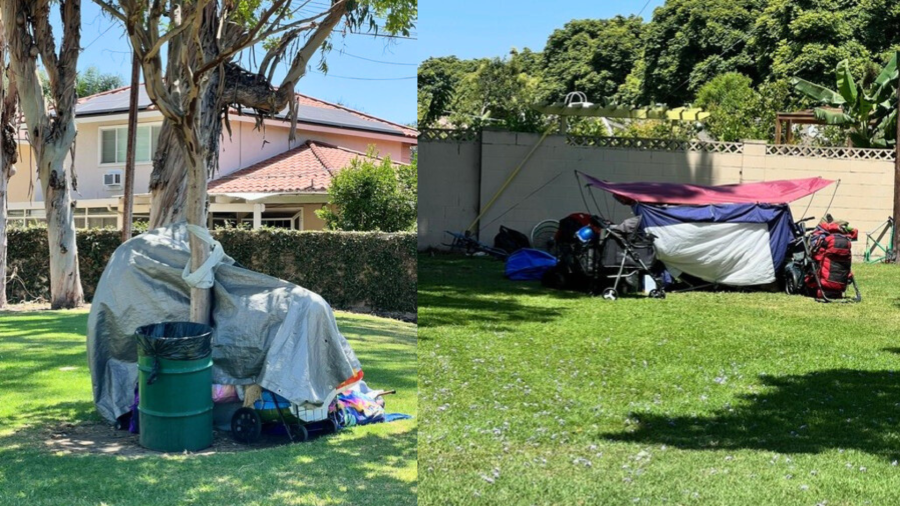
[329,390,386,428]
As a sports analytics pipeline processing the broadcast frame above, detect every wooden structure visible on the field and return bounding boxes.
[774,108,843,144]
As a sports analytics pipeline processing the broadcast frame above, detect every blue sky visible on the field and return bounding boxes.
[64,2,417,125]
[416,0,664,61]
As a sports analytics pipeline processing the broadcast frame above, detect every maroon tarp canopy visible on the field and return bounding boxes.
[579,172,835,205]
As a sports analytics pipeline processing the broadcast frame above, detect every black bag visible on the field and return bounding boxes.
[494,226,531,254]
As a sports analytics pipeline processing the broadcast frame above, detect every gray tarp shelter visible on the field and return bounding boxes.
[87,223,361,424]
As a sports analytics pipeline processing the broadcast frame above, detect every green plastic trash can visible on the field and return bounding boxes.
[136,322,214,452]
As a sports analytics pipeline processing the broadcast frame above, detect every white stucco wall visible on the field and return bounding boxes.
[8,114,414,204]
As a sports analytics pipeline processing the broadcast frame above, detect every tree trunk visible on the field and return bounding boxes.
[148,122,189,228]
[0,13,9,309]
[2,0,83,309]
[0,164,8,309]
[39,148,83,309]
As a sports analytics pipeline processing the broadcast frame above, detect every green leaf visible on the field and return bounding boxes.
[874,52,898,89]
[835,60,858,106]
[812,107,852,125]
[791,77,846,105]
[848,131,870,148]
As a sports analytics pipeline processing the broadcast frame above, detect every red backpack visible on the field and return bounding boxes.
[805,222,857,298]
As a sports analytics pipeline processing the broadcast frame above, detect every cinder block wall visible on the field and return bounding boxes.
[416,135,481,249]
[419,130,895,255]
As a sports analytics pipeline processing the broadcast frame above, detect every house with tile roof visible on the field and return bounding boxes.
[7,84,416,230]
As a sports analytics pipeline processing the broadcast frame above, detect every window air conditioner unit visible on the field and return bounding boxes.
[103,171,122,188]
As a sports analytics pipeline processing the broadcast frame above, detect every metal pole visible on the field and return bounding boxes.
[893,51,900,262]
[122,51,140,242]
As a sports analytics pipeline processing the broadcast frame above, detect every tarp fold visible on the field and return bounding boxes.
[87,223,361,424]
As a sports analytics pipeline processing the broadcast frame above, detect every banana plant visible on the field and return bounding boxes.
[791,53,898,148]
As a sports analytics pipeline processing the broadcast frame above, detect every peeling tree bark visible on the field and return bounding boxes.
[0,87,17,310]
[2,0,83,309]
[0,12,14,309]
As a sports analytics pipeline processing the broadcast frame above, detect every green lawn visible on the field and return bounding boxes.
[0,310,416,506]
[419,255,900,505]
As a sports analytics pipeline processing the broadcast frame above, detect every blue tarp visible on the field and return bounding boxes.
[505,249,558,281]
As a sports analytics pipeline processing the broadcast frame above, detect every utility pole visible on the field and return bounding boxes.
[122,51,139,242]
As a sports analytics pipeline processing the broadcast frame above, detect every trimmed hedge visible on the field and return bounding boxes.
[5,227,416,313]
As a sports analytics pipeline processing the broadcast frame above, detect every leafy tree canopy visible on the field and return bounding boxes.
[418,0,900,145]
[639,0,761,105]
[38,66,124,100]
[541,16,644,104]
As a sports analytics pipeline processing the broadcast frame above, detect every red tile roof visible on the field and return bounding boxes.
[207,140,400,194]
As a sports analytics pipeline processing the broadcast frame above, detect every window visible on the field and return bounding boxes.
[100,124,161,164]
[7,209,46,228]
[74,207,118,229]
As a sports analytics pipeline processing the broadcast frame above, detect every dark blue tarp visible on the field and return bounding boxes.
[505,249,558,281]
[634,203,795,271]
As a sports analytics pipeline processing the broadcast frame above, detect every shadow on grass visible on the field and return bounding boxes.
[0,311,88,338]
[602,368,900,460]
[0,419,416,505]
[418,254,584,332]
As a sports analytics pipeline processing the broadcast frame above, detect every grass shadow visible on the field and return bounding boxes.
[602,368,900,461]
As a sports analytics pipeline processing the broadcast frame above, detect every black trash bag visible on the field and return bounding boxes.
[494,226,531,254]
[135,322,213,384]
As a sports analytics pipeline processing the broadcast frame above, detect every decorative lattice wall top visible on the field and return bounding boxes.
[766,144,896,161]
[417,130,897,162]
[566,135,744,154]
[417,128,480,142]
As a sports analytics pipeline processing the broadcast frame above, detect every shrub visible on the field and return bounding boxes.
[317,151,417,232]
[5,227,416,313]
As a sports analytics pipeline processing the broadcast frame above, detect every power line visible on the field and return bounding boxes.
[341,52,416,66]
[312,71,414,80]
[82,22,118,51]
[637,0,654,17]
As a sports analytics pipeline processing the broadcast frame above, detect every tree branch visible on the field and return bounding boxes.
[192,0,294,81]
[92,0,127,22]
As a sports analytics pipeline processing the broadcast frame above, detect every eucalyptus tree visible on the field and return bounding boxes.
[0,13,18,309]
[2,0,83,309]
[94,0,416,322]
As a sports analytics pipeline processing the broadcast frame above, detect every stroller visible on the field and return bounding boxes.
[784,215,861,302]
[590,216,666,301]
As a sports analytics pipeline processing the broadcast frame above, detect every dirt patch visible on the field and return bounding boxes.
[1,301,57,312]
[371,310,417,323]
[42,421,304,458]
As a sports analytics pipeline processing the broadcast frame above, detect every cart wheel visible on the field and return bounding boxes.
[784,275,796,295]
[325,418,340,434]
[602,288,618,301]
[231,407,262,444]
[649,289,665,299]
[292,424,309,443]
